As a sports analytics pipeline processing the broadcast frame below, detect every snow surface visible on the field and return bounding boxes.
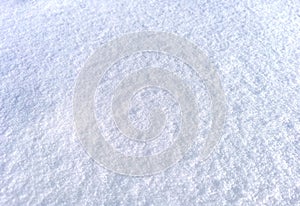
[0,0,299,205]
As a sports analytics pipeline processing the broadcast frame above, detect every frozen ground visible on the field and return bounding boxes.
[0,0,299,205]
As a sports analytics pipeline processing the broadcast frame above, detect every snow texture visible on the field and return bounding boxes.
[0,0,299,205]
